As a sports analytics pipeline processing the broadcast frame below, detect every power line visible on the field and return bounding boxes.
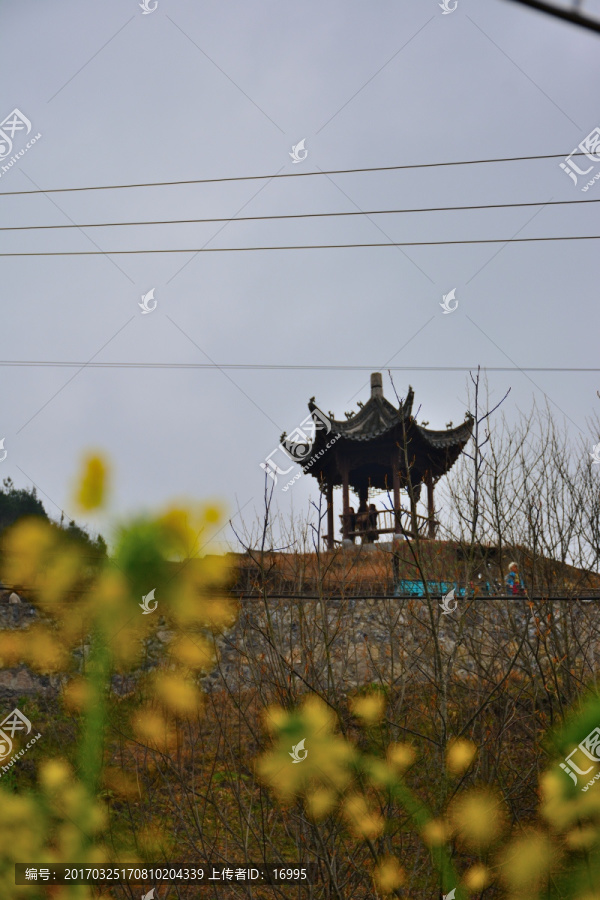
[2,235,599,256]
[2,196,598,232]
[503,0,600,34]
[0,362,598,372]
[0,150,594,197]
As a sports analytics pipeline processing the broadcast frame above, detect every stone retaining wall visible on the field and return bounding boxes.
[2,589,599,703]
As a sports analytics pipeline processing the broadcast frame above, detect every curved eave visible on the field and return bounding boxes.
[413,417,474,479]
[416,416,474,450]
[283,416,473,471]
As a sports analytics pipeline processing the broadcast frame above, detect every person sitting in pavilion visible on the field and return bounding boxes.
[344,506,357,542]
[366,504,379,543]
[356,502,369,541]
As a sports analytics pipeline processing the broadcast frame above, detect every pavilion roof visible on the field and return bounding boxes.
[315,387,413,441]
[282,373,474,489]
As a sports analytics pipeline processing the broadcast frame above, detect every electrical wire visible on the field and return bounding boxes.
[0,362,597,372]
[2,235,599,256]
[502,0,600,34]
[0,150,594,197]
[1,195,598,232]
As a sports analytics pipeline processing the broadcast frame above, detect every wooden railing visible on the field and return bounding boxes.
[322,508,435,546]
[375,508,432,536]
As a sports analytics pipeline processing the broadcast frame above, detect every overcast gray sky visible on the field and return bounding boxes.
[1,0,599,548]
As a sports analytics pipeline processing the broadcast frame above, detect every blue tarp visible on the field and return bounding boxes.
[393,580,496,597]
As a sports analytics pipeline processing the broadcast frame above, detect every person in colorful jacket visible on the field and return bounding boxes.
[505,561,526,595]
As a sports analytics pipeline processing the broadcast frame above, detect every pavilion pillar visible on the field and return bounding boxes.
[409,482,418,537]
[426,470,436,539]
[392,456,401,534]
[342,466,350,539]
[326,482,334,550]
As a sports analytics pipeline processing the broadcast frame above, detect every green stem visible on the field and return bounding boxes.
[78,627,111,798]
[388,778,464,899]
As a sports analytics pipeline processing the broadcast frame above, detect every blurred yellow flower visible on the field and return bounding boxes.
[203,504,221,524]
[449,788,507,849]
[387,742,416,772]
[343,794,384,839]
[305,787,337,821]
[263,705,290,733]
[540,769,595,832]
[363,757,395,788]
[157,504,223,558]
[25,625,71,672]
[153,672,203,717]
[159,507,193,547]
[36,547,83,610]
[170,633,215,671]
[0,631,25,667]
[564,826,598,850]
[40,759,73,792]
[373,856,405,893]
[446,737,477,775]
[0,469,236,899]
[351,692,386,725]
[464,863,491,890]
[132,707,175,752]
[498,831,556,890]
[1,517,56,587]
[422,818,451,846]
[258,695,356,802]
[76,454,108,511]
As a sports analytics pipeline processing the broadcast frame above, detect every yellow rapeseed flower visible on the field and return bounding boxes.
[387,742,416,772]
[343,794,384,839]
[35,547,83,610]
[25,625,71,672]
[153,672,202,717]
[498,831,556,891]
[263,704,290,733]
[449,788,507,849]
[446,737,477,775]
[351,692,386,725]
[132,707,175,752]
[258,695,356,801]
[422,818,451,846]
[363,757,396,788]
[203,504,220,524]
[540,770,594,832]
[373,856,406,893]
[564,826,598,850]
[158,507,193,551]
[40,759,73,792]
[170,633,215,671]
[0,631,25,667]
[305,787,337,821]
[75,454,107,511]
[1,517,56,587]
[463,863,491,890]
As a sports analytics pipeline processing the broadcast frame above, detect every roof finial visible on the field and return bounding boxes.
[371,372,383,399]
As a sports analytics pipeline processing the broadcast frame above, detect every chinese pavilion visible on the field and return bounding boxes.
[282,373,474,549]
